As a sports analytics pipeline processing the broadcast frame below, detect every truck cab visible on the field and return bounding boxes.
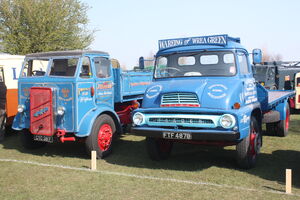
[131,35,294,169]
[13,50,152,158]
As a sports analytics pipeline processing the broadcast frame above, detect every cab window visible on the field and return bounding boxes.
[80,57,92,78]
[94,57,111,78]
[238,52,249,75]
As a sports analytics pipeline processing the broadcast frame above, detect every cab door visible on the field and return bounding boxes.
[237,51,257,105]
[77,56,96,127]
[93,57,114,108]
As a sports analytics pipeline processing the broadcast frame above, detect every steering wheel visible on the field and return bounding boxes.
[159,67,181,77]
[32,70,45,76]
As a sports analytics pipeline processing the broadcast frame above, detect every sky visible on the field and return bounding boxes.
[83,0,300,69]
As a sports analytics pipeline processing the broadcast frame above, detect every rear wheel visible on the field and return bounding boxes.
[21,129,47,149]
[146,137,173,161]
[266,105,290,137]
[236,116,262,169]
[276,105,290,137]
[85,114,116,159]
[265,123,276,136]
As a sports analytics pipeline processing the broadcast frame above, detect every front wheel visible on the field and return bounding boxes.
[85,114,116,159]
[21,129,47,149]
[146,137,173,161]
[236,116,262,169]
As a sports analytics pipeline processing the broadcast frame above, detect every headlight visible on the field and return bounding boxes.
[132,112,145,125]
[57,106,65,116]
[17,105,25,113]
[220,114,236,129]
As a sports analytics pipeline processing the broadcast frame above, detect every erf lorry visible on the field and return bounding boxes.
[0,54,24,141]
[12,50,152,158]
[131,35,295,169]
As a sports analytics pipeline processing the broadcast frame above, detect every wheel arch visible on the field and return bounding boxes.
[76,107,121,137]
[251,108,262,126]
[101,111,122,135]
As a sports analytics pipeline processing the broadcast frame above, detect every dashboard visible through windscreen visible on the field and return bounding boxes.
[154,51,236,78]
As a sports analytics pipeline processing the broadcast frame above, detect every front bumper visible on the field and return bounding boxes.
[131,126,240,141]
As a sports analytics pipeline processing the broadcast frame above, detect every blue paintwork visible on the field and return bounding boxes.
[133,35,295,142]
[12,52,152,137]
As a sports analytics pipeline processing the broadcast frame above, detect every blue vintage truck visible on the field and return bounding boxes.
[131,35,295,169]
[12,50,152,158]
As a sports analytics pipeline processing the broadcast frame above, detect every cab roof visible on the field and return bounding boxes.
[157,34,246,56]
[26,50,109,58]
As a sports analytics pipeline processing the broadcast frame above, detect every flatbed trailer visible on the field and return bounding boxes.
[254,61,300,110]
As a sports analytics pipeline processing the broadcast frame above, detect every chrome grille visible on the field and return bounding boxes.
[149,117,213,125]
[161,93,199,105]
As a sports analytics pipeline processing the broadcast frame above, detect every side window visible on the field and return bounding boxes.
[94,57,111,78]
[238,53,249,75]
[80,57,92,78]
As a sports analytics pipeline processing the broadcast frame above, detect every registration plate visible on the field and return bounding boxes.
[162,132,192,140]
[33,135,53,143]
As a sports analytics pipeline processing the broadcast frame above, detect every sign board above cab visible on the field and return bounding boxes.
[158,34,240,50]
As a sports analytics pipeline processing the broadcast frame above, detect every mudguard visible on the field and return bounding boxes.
[275,99,289,121]
[75,106,120,137]
[12,112,29,130]
[235,102,261,140]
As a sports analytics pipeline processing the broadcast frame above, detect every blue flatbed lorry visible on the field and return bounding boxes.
[12,50,152,158]
[131,35,295,169]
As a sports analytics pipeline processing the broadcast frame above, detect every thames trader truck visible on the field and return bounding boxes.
[12,50,152,158]
[131,35,295,169]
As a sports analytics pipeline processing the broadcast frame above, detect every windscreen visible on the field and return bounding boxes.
[154,51,236,78]
[21,59,49,77]
[50,58,79,77]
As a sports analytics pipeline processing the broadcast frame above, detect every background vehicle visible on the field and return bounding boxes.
[0,54,24,141]
[131,35,294,169]
[12,50,152,158]
[254,61,300,110]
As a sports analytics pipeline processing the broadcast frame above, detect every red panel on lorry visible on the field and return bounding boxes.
[30,87,55,136]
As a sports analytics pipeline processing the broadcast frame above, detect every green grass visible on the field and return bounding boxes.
[0,115,300,200]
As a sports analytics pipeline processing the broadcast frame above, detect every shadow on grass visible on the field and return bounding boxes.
[1,132,88,159]
[108,136,300,188]
[1,132,300,189]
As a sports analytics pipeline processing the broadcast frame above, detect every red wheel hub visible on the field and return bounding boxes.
[97,124,113,151]
[285,108,290,131]
[250,129,260,157]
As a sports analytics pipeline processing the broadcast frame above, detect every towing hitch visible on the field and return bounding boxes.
[57,129,76,143]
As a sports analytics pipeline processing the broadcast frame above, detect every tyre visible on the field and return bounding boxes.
[146,137,173,161]
[21,129,47,149]
[265,123,276,136]
[236,116,262,169]
[276,105,290,137]
[266,105,290,137]
[85,114,116,159]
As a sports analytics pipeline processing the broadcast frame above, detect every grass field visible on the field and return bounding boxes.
[0,115,300,200]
